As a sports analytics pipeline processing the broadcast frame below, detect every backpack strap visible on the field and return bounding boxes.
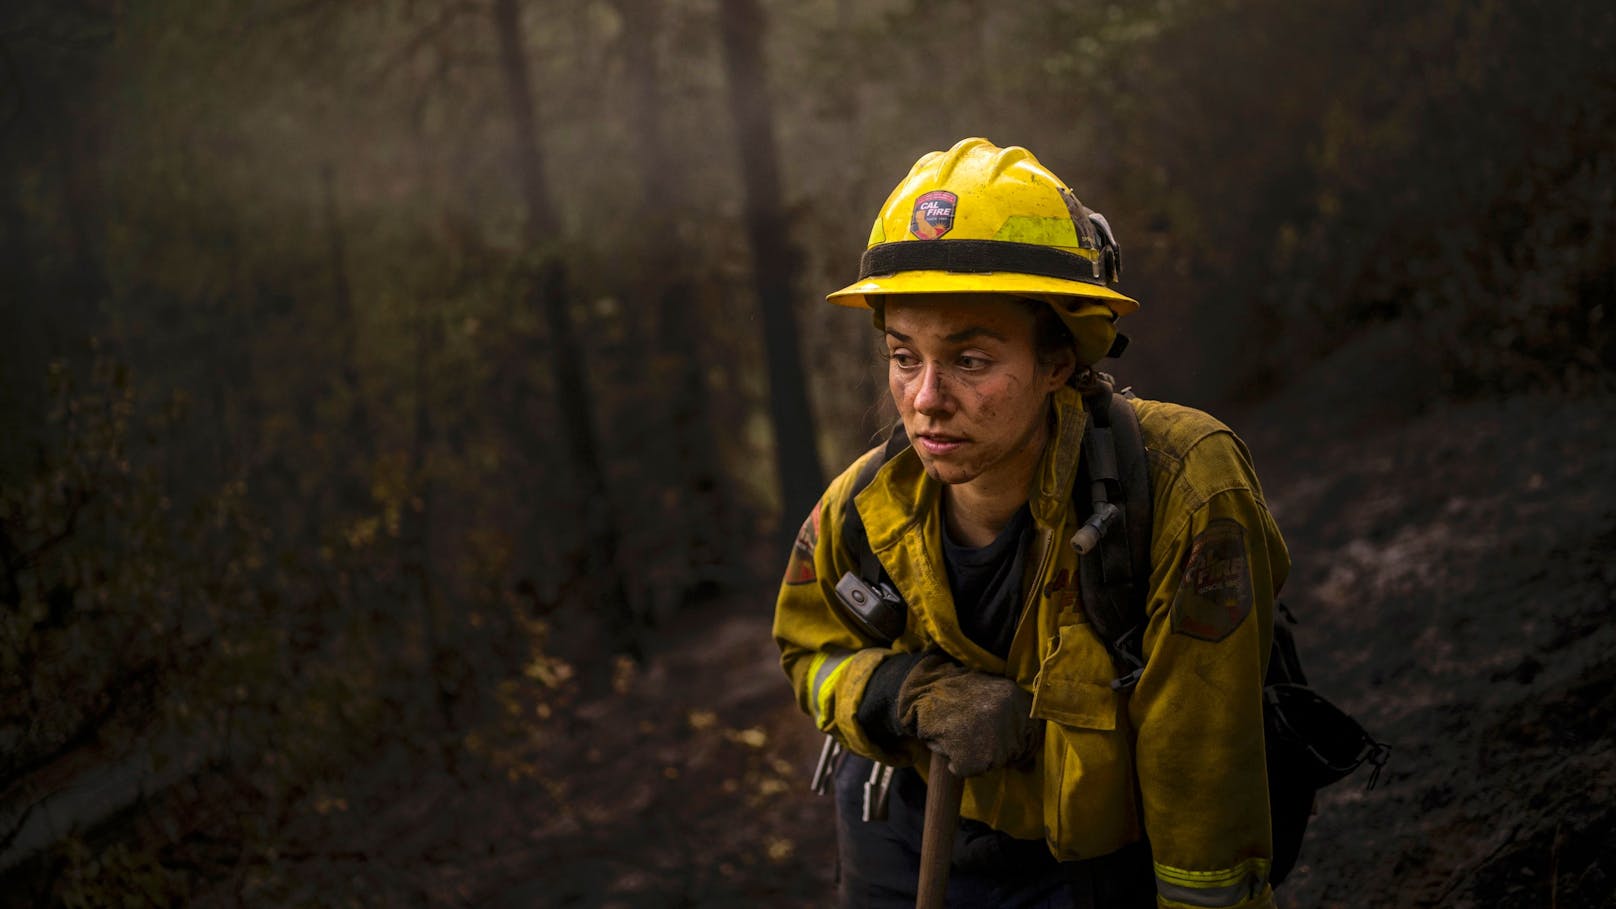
[843,423,911,586]
[1074,383,1155,691]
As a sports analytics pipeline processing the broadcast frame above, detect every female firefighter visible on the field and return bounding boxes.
[773,138,1289,908]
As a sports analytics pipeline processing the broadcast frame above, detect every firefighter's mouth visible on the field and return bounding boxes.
[915,433,967,455]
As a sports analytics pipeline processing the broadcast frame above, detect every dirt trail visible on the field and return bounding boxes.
[299,389,1616,908]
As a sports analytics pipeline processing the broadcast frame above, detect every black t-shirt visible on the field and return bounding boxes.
[941,503,1033,660]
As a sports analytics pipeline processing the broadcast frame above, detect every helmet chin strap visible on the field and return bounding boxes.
[1108,331,1130,359]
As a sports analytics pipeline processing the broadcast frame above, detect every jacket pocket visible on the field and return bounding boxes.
[1030,623,1139,860]
[1030,623,1121,729]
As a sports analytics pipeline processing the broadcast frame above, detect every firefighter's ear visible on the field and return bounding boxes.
[1043,344,1078,392]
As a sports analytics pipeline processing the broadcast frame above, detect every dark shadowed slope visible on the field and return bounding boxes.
[1253,391,1616,909]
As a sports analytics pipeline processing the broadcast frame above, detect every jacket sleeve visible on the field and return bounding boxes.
[772,450,917,767]
[1127,428,1290,909]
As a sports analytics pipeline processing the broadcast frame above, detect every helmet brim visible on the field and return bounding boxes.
[826,270,1139,317]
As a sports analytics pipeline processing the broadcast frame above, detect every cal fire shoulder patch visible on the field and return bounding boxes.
[783,501,822,585]
[1169,519,1253,642]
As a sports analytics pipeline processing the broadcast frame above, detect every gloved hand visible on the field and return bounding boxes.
[896,648,1039,778]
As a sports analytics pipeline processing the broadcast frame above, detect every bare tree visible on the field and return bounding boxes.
[717,0,825,540]
[490,0,641,665]
[612,0,731,600]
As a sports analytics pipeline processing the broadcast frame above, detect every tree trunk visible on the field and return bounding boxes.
[614,0,730,599]
[490,0,641,666]
[318,163,375,497]
[716,0,825,540]
[53,104,111,339]
[408,285,461,762]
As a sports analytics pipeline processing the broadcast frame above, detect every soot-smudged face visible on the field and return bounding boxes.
[883,293,1072,489]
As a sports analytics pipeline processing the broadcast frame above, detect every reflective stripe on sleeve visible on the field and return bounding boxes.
[808,650,853,727]
[1154,858,1270,907]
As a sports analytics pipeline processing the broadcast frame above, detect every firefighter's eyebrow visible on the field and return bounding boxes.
[945,326,1007,344]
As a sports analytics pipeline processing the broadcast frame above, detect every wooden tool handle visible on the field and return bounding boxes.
[916,761,964,909]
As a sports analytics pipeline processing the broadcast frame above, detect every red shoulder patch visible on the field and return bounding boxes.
[1170,519,1253,642]
[783,501,822,585]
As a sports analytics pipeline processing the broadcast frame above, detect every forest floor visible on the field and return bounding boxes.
[231,383,1616,908]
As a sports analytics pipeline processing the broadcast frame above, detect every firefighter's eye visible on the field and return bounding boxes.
[888,350,919,369]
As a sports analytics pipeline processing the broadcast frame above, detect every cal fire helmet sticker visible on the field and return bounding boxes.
[783,501,822,585]
[1170,519,1253,642]
[910,190,957,240]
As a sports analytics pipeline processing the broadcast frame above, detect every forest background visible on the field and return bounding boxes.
[2,0,1613,906]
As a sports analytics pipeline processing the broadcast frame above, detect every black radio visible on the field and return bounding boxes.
[833,571,907,644]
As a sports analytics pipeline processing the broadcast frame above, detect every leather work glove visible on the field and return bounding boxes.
[896,649,1039,778]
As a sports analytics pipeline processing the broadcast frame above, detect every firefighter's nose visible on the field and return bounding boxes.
[913,364,952,415]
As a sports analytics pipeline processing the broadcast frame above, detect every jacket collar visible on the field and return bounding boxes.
[1032,384,1086,526]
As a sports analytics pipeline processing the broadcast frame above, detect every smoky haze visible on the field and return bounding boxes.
[1,0,1612,905]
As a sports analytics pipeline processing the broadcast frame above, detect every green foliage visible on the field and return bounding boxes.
[1256,0,1616,394]
[54,838,186,909]
[3,355,178,782]
[1032,0,1616,398]
[0,351,575,903]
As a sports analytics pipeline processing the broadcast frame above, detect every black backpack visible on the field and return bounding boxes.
[839,382,1390,885]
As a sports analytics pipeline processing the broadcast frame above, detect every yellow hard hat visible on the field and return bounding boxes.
[828,137,1137,364]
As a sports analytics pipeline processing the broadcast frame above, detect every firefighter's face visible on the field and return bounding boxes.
[884,293,1075,488]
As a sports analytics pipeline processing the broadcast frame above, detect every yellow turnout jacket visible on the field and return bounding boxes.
[773,384,1289,909]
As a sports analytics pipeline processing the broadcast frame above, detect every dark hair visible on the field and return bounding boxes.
[1019,297,1077,368]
